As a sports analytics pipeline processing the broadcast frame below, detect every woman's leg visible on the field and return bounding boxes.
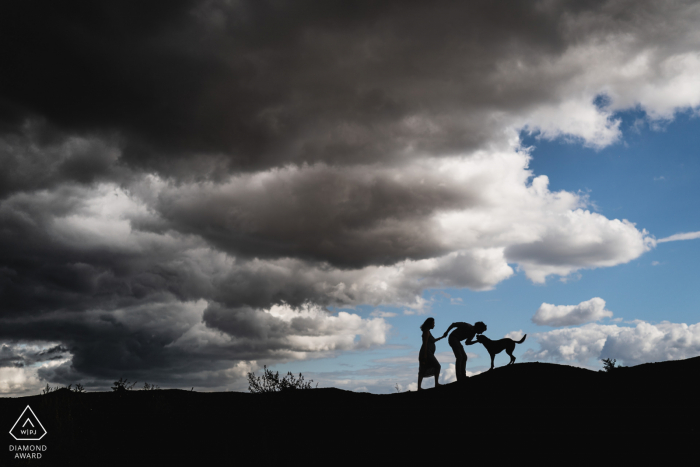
[434,364,441,387]
[417,375,424,390]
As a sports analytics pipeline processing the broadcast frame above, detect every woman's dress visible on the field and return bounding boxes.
[418,330,441,377]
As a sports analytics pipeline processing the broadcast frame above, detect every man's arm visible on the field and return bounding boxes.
[460,324,477,344]
[442,322,467,338]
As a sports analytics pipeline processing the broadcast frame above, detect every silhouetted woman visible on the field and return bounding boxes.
[418,317,445,390]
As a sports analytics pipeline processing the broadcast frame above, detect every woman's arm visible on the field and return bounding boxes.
[441,323,456,338]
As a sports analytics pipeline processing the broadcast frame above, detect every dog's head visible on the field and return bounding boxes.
[476,334,487,343]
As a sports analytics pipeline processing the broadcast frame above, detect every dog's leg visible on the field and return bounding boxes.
[505,343,516,365]
[489,353,495,370]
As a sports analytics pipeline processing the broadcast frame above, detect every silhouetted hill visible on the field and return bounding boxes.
[3,358,699,465]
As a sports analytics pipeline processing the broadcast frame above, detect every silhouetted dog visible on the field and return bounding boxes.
[476,334,527,370]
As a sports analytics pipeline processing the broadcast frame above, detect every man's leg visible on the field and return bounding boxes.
[452,343,467,381]
[457,345,467,380]
[450,343,464,381]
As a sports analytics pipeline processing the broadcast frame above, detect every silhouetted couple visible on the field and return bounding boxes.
[418,318,487,390]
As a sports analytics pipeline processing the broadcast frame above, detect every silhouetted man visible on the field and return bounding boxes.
[442,321,487,382]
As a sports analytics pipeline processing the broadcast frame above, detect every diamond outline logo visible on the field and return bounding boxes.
[9,406,47,441]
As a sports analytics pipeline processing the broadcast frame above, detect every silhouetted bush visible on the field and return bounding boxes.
[247,365,316,393]
[42,383,77,394]
[601,358,625,372]
[72,383,85,393]
[142,382,160,391]
[112,377,137,392]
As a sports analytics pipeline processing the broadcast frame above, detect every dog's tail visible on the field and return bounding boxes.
[516,334,527,344]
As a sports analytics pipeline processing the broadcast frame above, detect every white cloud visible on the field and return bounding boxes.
[506,30,700,147]
[177,302,392,355]
[600,321,700,366]
[0,367,43,396]
[505,210,655,283]
[657,231,700,243]
[525,320,700,367]
[441,363,483,384]
[521,97,622,149]
[505,330,525,340]
[0,345,72,397]
[441,363,457,384]
[532,297,613,327]
[524,323,626,365]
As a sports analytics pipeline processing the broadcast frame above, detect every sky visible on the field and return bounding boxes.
[1,0,700,395]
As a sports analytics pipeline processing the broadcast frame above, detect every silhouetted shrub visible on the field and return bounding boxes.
[601,358,625,372]
[42,384,69,394]
[142,382,160,391]
[112,377,137,392]
[41,383,82,395]
[247,365,316,393]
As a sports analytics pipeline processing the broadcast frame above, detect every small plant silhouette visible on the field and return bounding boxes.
[142,382,160,391]
[601,358,625,372]
[395,383,401,393]
[41,383,80,394]
[247,365,316,393]
[112,377,137,392]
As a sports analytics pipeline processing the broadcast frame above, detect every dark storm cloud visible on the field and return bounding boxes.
[0,188,174,316]
[152,164,483,267]
[0,299,251,388]
[0,180,390,387]
[0,0,647,176]
[0,121,128,200]
[0,297,387,390]
[202,302,359,342]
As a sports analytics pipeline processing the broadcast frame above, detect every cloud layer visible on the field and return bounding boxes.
[525,320,700,367]
[2,0,700,392]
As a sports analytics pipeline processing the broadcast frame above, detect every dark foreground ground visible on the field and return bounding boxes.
[2,357,699,465]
